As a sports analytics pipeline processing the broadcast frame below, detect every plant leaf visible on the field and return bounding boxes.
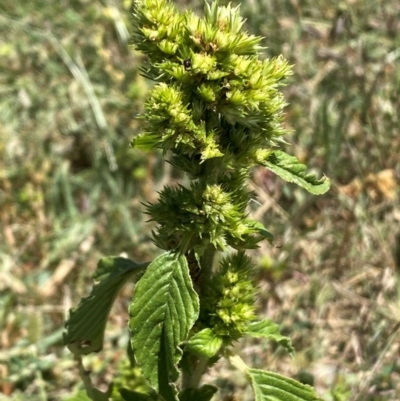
[62,389,111,401]
[62,390,91,401]
[64,257,147,355]
[119,389,161,401]
[179,385,218,401]
[91,388,111,401]
[244,319,294,356]
[262,150,330,195]
[158,328,180,401]
[248,369,322,401]
[129,252,199,393]
[229,355,321,401]
[249,220,274,244]
[131,133,159,151]
[185,328,223,358]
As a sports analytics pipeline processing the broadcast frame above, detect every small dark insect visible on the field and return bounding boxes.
[183,58,191,70]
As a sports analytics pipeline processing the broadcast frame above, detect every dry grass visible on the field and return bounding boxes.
[0,0,399,400]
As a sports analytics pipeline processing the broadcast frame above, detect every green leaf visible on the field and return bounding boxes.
[64,257,147,355]
[62,390,91,401]
[129,252,199,393]
[91,388,111,401]
[131,133,158,151]
[179,385,218,401]
[262,151,330,195]
[158,328,180,401]
[119,389,160,401]
[244,319,294,356]
[65,387,112,401]
[229,355,321,401]
[248,369,322,401]
[185,328,223,358]
[249,221,274,244]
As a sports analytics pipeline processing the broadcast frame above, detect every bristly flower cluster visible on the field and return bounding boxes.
[147,181,266,256]
[132,0,291,255]
[201,252,258,341]
[132,0,291,339]
[133,0,291,169]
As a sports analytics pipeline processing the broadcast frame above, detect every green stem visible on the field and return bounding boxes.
[198,245,216,304]
[181,355,209,389]
[76,355,95,399]
[181,246,215,389]
[200,246,216,278]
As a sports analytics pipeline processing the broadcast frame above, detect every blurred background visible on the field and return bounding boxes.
[0,0,399,400]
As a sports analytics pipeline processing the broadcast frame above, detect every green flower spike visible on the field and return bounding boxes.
[64,1,328,400]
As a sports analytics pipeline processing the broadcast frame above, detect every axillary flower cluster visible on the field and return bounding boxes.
[132,0,292,341]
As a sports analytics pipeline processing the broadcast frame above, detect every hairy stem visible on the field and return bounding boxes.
[200,246,216,278]
[181,246,216,389]
[181,355,209,389]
